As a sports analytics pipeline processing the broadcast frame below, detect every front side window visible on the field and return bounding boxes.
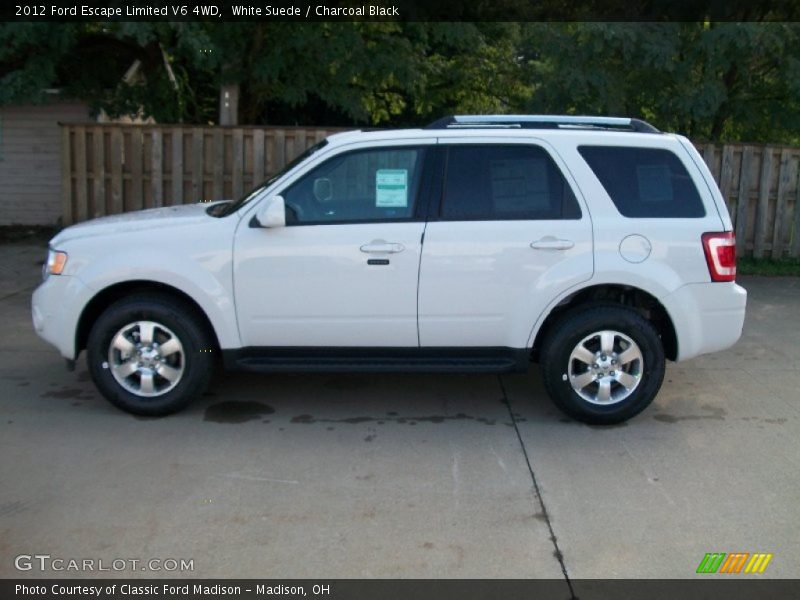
[281,147,425,224]
[440,145,581,220]
[578,146,706,218]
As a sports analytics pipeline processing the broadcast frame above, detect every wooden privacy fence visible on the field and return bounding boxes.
[696,142,800,258]
[59,124,344,226]
[60,124,800,258]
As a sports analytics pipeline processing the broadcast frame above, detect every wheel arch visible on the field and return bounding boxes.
[530,283,678,362]
[75,280,221,356]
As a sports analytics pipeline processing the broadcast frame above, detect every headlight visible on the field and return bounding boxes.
[44,249,68,279]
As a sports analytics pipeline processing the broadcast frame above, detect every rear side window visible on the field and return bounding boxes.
[441,145,581,220]
[578,146,705,218]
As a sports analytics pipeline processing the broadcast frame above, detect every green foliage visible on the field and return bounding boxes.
[0,22,218,123]
[520,22,800,143]
[0,24,81,105]
[1,21,799,142]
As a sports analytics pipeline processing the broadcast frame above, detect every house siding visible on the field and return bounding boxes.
[0,101,91,225]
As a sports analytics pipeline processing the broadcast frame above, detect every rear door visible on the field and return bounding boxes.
[418,139,594,349]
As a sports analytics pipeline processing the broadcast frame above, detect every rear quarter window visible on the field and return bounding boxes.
[578,146,706,218]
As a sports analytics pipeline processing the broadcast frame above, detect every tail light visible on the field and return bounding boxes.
[701,232,736,282]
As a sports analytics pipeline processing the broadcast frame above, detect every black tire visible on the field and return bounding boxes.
[87,293,215,416]
[540,304,665,425]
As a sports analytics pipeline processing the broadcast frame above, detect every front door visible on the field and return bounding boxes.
[234,142,432,348]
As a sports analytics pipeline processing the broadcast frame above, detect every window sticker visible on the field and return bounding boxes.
[637,164,673,203]
[375,169,408,207]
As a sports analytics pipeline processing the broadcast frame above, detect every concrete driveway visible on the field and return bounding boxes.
[1,242,798,583]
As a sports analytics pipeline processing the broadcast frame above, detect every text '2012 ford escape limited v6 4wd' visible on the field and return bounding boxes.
[32,115,747,424]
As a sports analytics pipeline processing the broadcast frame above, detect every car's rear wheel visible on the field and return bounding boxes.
[87,294,215,416]
[540,305,665,424]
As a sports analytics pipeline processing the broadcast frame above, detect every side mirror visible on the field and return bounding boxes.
[313,178,333,202]
[254,195,286,228]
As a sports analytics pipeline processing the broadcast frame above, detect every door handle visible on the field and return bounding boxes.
[360,241,405,254]
[530,237,575,251]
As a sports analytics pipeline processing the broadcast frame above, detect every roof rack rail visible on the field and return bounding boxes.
[424,115,660,134]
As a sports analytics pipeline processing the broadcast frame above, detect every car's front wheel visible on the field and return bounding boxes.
[87,294,215,416]
[540,305,665,424]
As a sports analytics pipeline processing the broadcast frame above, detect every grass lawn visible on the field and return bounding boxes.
[738,257,800,277]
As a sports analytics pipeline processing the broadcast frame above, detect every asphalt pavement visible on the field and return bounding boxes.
[1,242,797,584]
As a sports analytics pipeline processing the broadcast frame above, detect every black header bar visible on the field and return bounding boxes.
[3,0,800,22]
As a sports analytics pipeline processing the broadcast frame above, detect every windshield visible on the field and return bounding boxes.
[209,139,329,217]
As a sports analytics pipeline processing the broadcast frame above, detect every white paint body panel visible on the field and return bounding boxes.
[34,202,241,358]
[419,219,593,347]
[233,222,424,347]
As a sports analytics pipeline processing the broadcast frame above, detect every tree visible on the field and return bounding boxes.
[0,22,218,123]
[519,22,800,142]
[2,21,800,141]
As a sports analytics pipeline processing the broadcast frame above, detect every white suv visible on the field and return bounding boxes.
[32,115,747,424]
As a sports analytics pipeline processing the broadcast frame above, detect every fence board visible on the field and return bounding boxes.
[718,145,735,214]
[753,148,773,258]
[192,128,203,202]
[793,176,800,257]
[110,128,123,215]
[772,149,793,259]
[295,128,306,153]
[273,129,285,176]
[73,126,87,223]
[702,144,715,179]
[93,127,105,217]
[212,129,224,200]
[233,128,244,199]
[171,128,183,206]
[151,129,163,207]
[253,129,265,186]
[129,128,143,212]
[734,146,753,255]
[60,127,72,225]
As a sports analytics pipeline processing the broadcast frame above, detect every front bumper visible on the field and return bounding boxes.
[663,281,747,361]
[32,275,94,360]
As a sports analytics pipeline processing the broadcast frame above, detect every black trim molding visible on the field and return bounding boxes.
[222,346,530,374]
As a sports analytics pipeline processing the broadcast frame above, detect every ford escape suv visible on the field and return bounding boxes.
[32,115,747,424]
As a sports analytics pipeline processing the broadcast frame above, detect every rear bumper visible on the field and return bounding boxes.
[32,275,93,360]
[663,281,747,361]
